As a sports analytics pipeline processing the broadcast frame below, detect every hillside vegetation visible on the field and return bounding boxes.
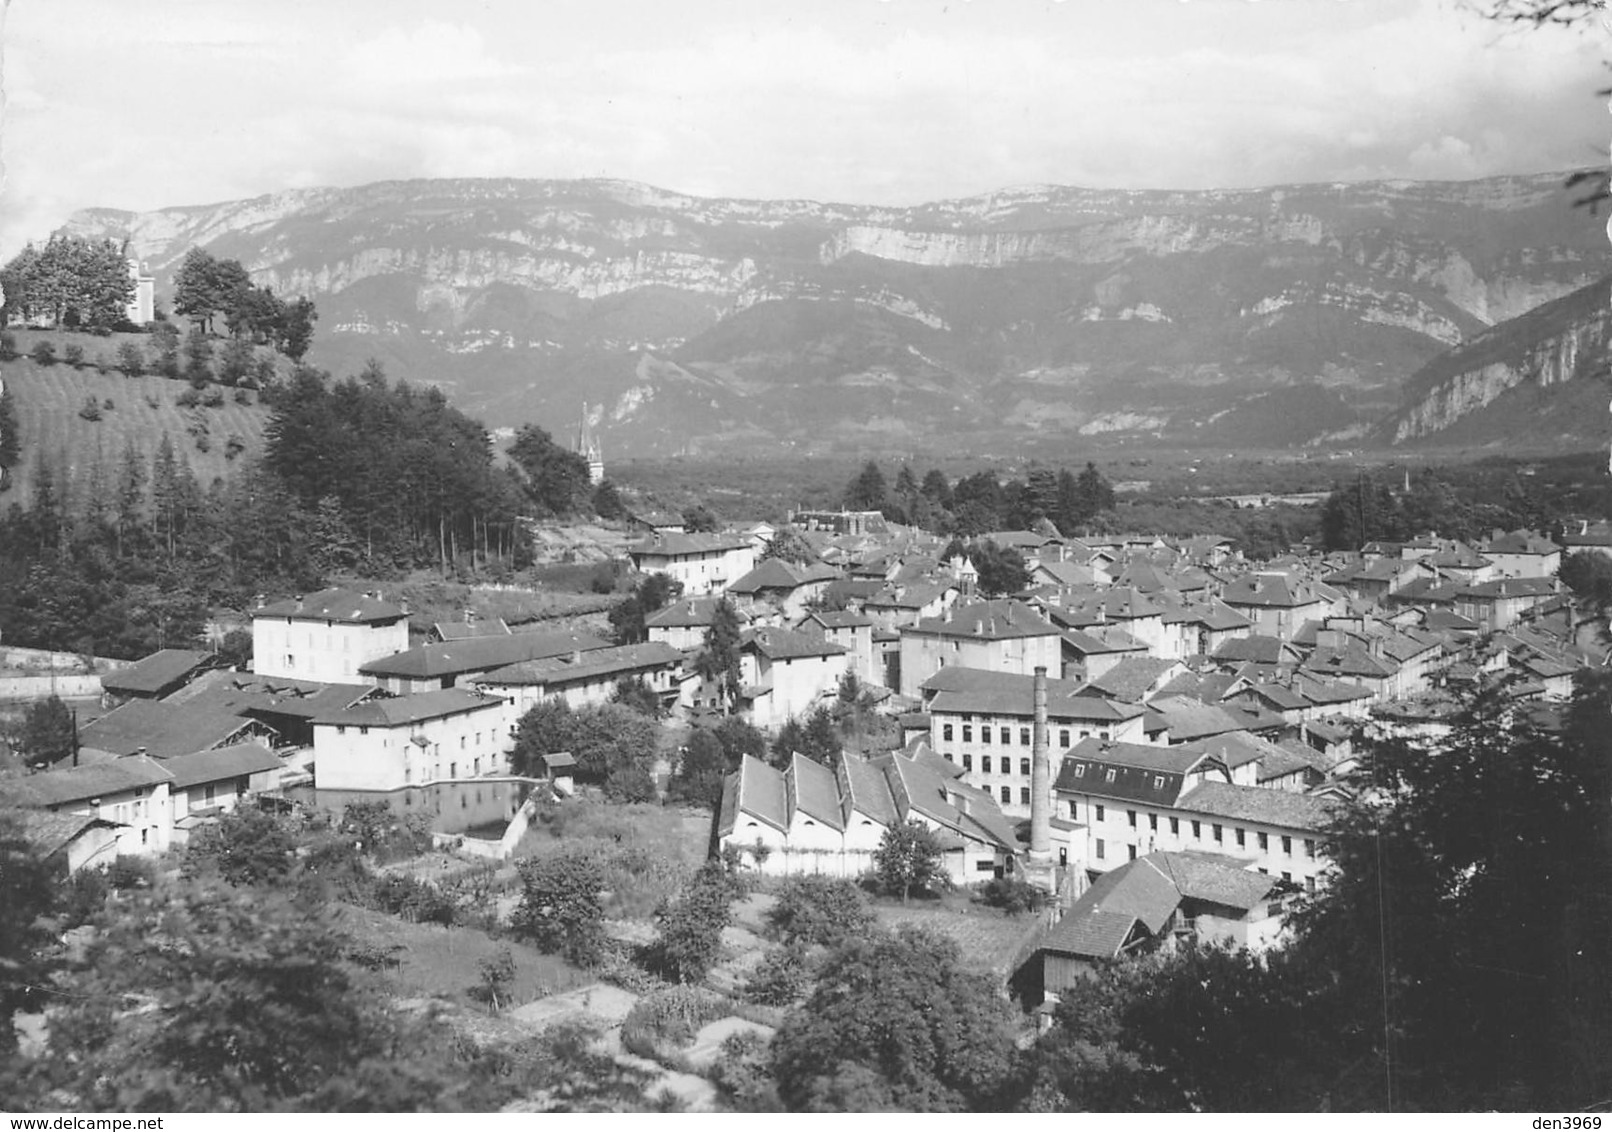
[0,328,273,502]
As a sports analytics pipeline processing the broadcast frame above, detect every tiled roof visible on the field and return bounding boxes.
[789,753,844,830]
[1176,781,1335,831]
[11,810,115,856]
[629,531,752,557]
[159,741,282,790]
[803,610,874,630]
[1148,851,1279,911]
[4,755,174,807]
[921,667,1144,724]
[841,752,900,827]
[743,627,848,660]
[733,754,788,832]
[313,688,505,727]
[255,587,407,625]
[908,599,1057,641]
[1053,737,1219,806]
[1083,657,1182,703]
[168,671,377,721]
[727,559,838,594]
[359,630,611,680]
[99,649,212,696]
[1144,697,1246,742]
[1458,577,1559,599]
[477,642,683,687]
[80,700,263,759]
[1211,635,1295,664]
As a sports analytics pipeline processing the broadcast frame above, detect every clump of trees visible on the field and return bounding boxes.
[843,459,1117,536]
[510,699,660,801]
[0,235,134,331]
[173,247,317,359]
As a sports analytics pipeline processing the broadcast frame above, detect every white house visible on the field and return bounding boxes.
[898,599,1063,698]
[798,610,877,686]
[252,588,411,683]
[737,627,850,729]
[475,641,685,716]
[627,531,758,596]
[311,689,515,792]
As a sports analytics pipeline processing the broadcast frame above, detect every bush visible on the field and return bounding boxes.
[709,1029,780,1111]
[175,386,201,409]
[29,340,57,366]
[184,806,296,887]
[977,875,1048,916]
[370,872,458,925]
[511,852,607,966]
[233,387,253,405]
[743,944,812,1007]
[63,343,85,367]
[224,433,247,460]
[77,396,102,422]
[144,394,160,409]
[766,875,875,947]
[202,387,225,408]
[102,398,114,412]
[106,856,157,890]
[0,331,16,359]
[620,984,728,1060]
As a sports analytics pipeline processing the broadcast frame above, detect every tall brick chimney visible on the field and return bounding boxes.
[1029,665,1052,866]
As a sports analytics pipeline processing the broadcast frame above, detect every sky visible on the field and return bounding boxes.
[0,0,1607,257]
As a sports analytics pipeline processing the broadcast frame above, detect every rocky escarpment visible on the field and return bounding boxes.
[53,170,1612,455]
[1388,275,1612,444]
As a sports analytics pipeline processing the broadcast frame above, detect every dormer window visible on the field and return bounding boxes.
[1105,768,1116,783]
[1074,765,1085,777]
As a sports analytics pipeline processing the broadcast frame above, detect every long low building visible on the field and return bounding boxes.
[357,629,612,694]
[475,641,685,715]
[717,743,1021,883]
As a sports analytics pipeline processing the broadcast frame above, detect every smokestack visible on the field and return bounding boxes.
[1029,666,1052,866]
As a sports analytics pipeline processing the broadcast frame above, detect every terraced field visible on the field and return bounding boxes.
[1,329,274,501]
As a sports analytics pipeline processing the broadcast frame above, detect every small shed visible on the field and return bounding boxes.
[542,751,577,796]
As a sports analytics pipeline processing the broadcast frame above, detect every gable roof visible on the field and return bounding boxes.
[1222,573,1326,609]
[100,649,212,696]
[159,741,282,790]
[742,626,848,661]
[907,599,1058,641]
[1176,780,1336,831]
[5,755,174,808]
[728,753,788,833]
[9,809,119,856]
[921,667,1144,725]
[255,587,407,625]
[727,559,838,594]
[477,641,684,688]
[1083,657,1183,703]
[313,688,505,727]
[840,752,901,827]
[788,753,844,830]
[79,700,265,759]
[629,531,752,557]
[165,671,377,721]
[1053,737,1223,806]
[359,630,612,680]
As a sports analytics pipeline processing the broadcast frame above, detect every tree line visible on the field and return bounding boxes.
[843,459,1116,536]
[0,235,134,332]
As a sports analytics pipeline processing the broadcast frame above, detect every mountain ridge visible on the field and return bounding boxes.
[57,169,1612,455]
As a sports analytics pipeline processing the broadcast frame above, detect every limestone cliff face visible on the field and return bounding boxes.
[1390,277,1612,443]
[51,171,1612,453]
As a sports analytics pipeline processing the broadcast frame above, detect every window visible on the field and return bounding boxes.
[1074,765,1085,777]
[1080,730,1091,740]
[943,723,954,741]
[1153,775,1165,790]
[360,725,369,735]
[1095,804,1105,822]
[975,860,996,873]
[1020,758,1030,776]
[1282,836,1293,856]
[1236,828,1246,848]
[1001,787,1011,803]
[1258,832,1269,850]
[1148,813,1158,832]
[1020,787,1030,805]
[1305,838,1316,859]
[1127,810,1137,828]
[962,755,972,771]
[1282,871,1292,882]
[1000,728,1011,745]
[962,725,973,742]
[1019,727,1030,745]
[1213,824,1223,843]
[1105,768,1116,783]
[982,727,992,745]
[1170,817,1179,835]
[1128,844,1137,861]
[337,725,346,735]
[982,756,993,773]
[1059,729,1070,747]
[204,784,216,806]
[1192,820,1201,839]
[460,736,466,749]
[1096,839,1106,860]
